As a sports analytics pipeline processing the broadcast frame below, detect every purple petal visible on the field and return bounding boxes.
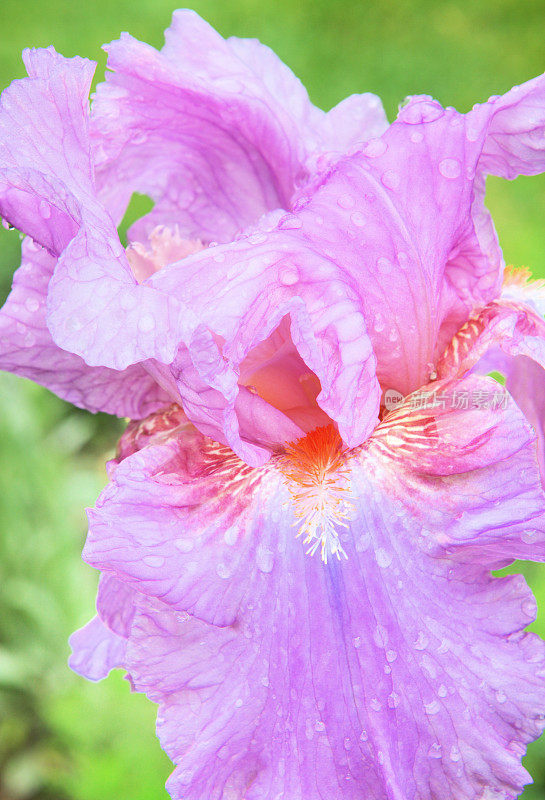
[92,9,386,242]
[92,374,545,798]
[68,615,126,682]
[0,239,171,417]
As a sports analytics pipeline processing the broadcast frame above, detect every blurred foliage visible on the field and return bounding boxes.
[0,0,544,797]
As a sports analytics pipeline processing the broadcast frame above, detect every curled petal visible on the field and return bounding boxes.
[0,239,171,417]
[92,9,387,241]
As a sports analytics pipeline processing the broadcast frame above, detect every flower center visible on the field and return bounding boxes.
[279,425,353,563]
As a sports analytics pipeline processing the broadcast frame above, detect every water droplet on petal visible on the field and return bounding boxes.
[376,256,392,273]
[353,636,361,649]
[278,214,303,231]
[364,138,387,158]
[175,538,195,553]
[338,193,355,209]
[386,649,397,663]
[428,743,442,759]
[25,297,40,313]
[39,200,51,219]
[279,266,299,286]
[360,730,368,742]
[216,562,231,580]
[376,548,393,568]
[410,131,424,143]
[381,170,400,190]
[424,700,441,715]
[438,684,448,698]
[350,211,366,227]
[143,555,165,568]
[370,698,382,712]
[388,692,400,709]
[315,720,326,732]
[496,689,507,704]
[450,746,461,762]
[439,158,461,179]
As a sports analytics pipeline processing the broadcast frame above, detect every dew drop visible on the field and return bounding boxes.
[350,211,366,227]
[216,562,231,580]
[428,743,442,759]
[410,131,424,143]
[279,266,299,286]
[439,158,461,179]
[175,538,195,553]
[370,698,382,712]
[353,636,362,649]
[278,214,303,231]
[315,721,326,732]
[388,692,400,709]
[364,138,387,158]
[381,170,400,190]
[522,598,537,618]
[376,548,393,568]
[143,555,165,568]
[424,700,441,715]
[235,698,244,708]
[450,746,461,762]
[386,649,397,663]
[25,296,40,313]
[413,631,429,650]
[39,200,51,219]
[343,737,352,750]
[438,684,448,698]
[374,312,385,333]
[376,256,392,273]
[360,730,368,742]
[338,193,355,209]
[496,689,507,704]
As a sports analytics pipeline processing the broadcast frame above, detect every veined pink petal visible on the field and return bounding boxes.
[76,373,545,798]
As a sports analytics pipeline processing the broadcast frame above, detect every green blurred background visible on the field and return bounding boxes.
[0,0,544,797]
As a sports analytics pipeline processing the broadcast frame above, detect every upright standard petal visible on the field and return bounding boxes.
[92,9,387,242]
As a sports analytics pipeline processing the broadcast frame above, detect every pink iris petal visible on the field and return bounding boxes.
[74,372,545,799]
[0,238,171,416]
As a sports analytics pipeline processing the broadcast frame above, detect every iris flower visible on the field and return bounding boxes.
[2,10,545,799]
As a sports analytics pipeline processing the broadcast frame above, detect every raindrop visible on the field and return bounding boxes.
[25,297,40,313]
[143,555,165,568]
[438,158,462,179]
[338,193,355,209]
[428,743,442,759]
[350,211,366,227]
[279,266,299,286]
[364,138,387,158]
[388,692,400,709]
[381,170,400,190]
[376,548,393,568]
[39,200,51,219]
